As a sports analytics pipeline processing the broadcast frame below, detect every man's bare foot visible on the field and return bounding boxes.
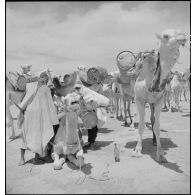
[18,159,25,166]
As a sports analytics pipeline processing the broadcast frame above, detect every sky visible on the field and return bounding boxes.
[6,1,190,75]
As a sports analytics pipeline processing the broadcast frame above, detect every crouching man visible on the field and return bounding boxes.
[51,91,85,170]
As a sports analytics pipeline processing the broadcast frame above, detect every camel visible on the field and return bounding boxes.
[132,29,187,162]
[180,68,190,102]
[115,51,140,126]
[169,71,185,112]
[103,71,124,118]
[102,74,115,114]
[163,70,190,111]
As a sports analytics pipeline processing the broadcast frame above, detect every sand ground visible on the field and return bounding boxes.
[6,101,190,194]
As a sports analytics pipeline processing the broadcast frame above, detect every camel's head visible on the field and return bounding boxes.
[103,74,114,84]
[155,29,187,70]
[140,50,158,72]
[156,29,187,47]
[78,65,86,72]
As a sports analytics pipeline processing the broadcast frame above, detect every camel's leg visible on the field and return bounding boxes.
[116,96,119,118]
[167,91,171,110]
[110,95,114,114]
[187,82,190,102]
[180,92,182,101]
[132,100,145,157]
[188,90,190,102]
[127,99,132,125]
[183,90,187,101]
[175,90,182,112]
[132,96,135,103]
[119,97,123,118]
[168,91,173,112]
[6,94,16,139]
[133,103,139,128]
[149,104,156,145]
[123,98,128,126]
[153,98,167,163]
[163,91,167,109]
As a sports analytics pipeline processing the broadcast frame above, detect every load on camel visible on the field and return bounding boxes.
[131,29,187,163]
[50,68,110,169]
[6,65,53,140]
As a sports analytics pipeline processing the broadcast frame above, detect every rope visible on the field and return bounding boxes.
[74,128,86,185]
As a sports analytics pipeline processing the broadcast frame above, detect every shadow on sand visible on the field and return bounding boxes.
[121,122,132,127]
[82,128,114,136]
[125,138,183,173]
[161,108,169,112]
[67,162,93,175]
[98,128,114,134]
[95,140,113,150]
[181,113,190,117]
[25,156,53,165]
[83,140,113,153]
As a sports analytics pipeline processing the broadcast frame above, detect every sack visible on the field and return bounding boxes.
[96,107,107,128]
[17,75,27,91]
[87,67,108,84]
[79,111,98,129]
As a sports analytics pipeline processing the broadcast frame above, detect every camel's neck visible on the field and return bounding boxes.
[158,43,180,82]
[159,52,176,84]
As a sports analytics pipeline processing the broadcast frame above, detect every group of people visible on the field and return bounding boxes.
[14,65,110,168]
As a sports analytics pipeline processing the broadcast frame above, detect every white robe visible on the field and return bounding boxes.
[21,85,59,156]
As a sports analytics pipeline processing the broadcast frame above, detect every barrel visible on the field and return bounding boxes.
[116,51,136,71]
[87,66,108,84]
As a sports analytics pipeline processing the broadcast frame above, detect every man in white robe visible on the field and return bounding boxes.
[18,72,59,165]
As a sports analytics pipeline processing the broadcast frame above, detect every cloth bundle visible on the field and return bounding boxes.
[79,86,110,128]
